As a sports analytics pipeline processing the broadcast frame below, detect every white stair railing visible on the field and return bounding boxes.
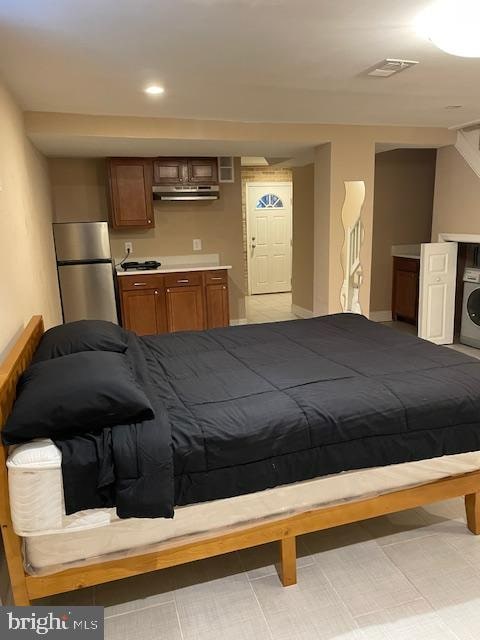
[341,217,362,313]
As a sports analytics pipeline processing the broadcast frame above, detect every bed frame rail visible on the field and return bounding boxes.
[1,315,480,606]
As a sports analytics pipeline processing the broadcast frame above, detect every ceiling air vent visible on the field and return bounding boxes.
[367,59,419,78]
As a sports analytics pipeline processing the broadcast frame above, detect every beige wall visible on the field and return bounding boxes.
[48,158,246,321]
[240,166,292,293]
[370,149,437,313]
[0,82,61,360]
[313,144,332,316]
[292,164,314,312]
[432,145,480,240]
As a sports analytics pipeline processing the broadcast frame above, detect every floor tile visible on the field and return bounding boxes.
[429,517,480,565]
[304,530,420,617]
[355,599,458,640]
[420,498,466,523]
[173,554,271,640]
[252,565,363,640]
[96,567,176,617]
[383,534,480,639]
[383,533,472,586]
[245,293,297,325]
[105,601,182,640]
[238,539,314,581]
[35,586,95,607]
[360,508,435,546]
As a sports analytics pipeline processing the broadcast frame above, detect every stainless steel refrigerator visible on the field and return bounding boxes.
[53,222,119,324]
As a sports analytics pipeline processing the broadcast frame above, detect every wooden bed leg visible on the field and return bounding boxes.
[1,523,30,605]
[278,536,297,587]
[465,493,480,535]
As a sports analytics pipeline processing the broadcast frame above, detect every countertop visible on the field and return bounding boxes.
[116,263,232,276]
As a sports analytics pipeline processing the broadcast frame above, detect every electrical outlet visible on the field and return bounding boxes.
[124,242,133,255]
[193,239,202,251]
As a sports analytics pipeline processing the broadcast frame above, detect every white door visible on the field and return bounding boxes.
[246,182,292,294]
[418,242,458,344]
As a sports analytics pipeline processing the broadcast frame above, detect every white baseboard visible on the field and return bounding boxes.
[230,318,248,326]
[292,304,314,319]
[369,310,392,322]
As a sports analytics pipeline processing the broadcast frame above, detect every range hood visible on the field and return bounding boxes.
[153,185,220,201]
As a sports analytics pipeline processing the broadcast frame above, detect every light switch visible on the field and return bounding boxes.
[193,239,202,251]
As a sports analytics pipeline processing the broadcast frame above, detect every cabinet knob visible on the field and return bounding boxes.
[223,286,226,290]
[148,219,152,224]
[154,290,158,294]
[166,288,170,293]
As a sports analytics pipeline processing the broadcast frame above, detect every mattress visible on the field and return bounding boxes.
[8,439,480,576]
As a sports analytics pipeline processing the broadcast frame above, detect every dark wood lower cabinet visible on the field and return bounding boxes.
[392,257,420,325]
[120,289,158,336]
[166,285,205,332]
[119,270,229,335]
[205,284,229,329]
[119,287,167,336]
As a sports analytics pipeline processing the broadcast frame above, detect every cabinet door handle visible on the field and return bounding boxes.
[154,290,158,295]
[166,288,170,293]
[133,282,147,286]
[210,277,222,280]
[177,279,189,283]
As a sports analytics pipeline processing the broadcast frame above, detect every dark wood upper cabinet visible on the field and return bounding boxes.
[153,159,187,185]
[107,159,154,229]
[153,158,218,185]
[187,158,218,184]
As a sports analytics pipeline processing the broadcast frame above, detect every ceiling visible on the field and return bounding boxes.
[0,0,479,128]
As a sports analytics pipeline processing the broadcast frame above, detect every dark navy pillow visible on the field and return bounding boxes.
[3,351,153,444]
[33,320,128,363]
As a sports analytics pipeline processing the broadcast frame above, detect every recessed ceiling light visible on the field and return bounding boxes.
[416,0,480,57]
[144,85,165,95]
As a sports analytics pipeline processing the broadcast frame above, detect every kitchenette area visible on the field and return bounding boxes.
[48,156,245,332]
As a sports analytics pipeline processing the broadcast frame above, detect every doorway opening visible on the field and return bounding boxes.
[245,181,293,295]
[241,162,294,323]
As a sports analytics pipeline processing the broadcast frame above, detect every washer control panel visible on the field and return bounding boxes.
[464,268,480,283]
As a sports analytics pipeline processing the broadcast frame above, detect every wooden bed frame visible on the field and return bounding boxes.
[1,316,480,606]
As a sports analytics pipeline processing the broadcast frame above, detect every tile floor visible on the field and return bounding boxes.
[245,292,298,324]
[38,315,480,639]
[38,499,480,639]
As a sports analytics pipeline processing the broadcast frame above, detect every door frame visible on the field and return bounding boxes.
[245,181,293,296]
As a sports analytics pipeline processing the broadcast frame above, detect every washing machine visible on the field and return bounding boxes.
[460,268,480,348]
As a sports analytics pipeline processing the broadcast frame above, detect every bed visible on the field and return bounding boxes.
[1,315,480,605]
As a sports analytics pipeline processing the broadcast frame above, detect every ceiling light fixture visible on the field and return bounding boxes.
[144,85,165,95]
[416,0,480,57]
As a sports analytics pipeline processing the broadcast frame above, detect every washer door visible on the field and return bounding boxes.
[467,288,480,326]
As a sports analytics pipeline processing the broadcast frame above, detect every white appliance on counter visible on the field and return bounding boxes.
[53,222,119,324]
